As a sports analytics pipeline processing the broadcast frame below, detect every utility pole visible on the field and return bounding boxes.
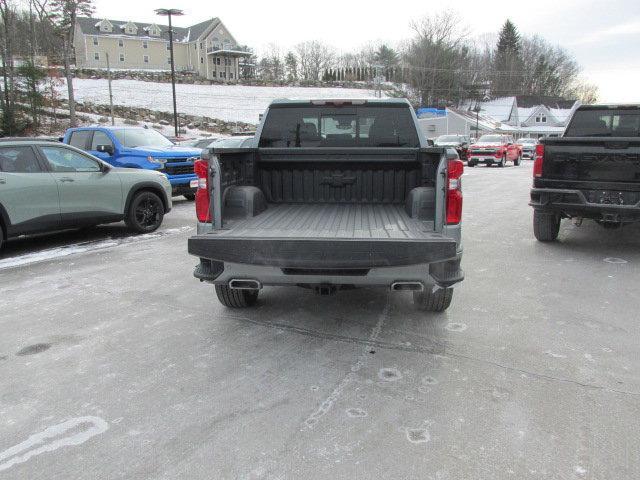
[155,8,184,139]
[106,52,114,125]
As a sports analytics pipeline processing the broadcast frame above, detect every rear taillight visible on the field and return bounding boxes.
[446,159,464,225]
[194,159,211,223]
[533,144,544,178]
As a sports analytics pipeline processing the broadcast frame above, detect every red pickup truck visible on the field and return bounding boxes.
[467,134,521,167]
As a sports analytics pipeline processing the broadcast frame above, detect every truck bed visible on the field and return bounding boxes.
[189,203,456,269]
[218,203,435,239]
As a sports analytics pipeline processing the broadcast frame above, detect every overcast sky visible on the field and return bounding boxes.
[92,0,640,103]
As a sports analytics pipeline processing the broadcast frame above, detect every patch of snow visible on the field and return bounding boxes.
[0,226,192,271]
[60,79,383,125]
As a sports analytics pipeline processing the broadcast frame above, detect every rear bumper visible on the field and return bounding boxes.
[193,256,463,289]
[530,187,640,222]
[188,234,463,288]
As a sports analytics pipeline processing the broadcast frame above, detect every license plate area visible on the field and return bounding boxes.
[584,190,640,206]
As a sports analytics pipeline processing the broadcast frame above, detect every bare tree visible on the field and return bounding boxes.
[33,0,93,127]
[0,0,17,134]
[295,41,334,81]
[404,11,469,106]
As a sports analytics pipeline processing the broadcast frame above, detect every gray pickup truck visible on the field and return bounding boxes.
[188,98,464,311]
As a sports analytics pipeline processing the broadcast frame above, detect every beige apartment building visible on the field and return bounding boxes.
[73,17,251,82]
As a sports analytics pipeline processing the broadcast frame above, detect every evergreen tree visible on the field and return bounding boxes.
[284,51,298,82]
[493,19,523,96]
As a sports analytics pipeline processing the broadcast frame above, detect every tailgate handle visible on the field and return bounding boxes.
[604,141,629,149]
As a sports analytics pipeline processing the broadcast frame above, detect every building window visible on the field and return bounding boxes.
[118,39,124,47]
[215,57,220,65]
[119,53,125,62]
[199,42,203,49]
[200,57,203,64]
[167,57,171,64]
[219,71,226,79]
[541,116,547,123]
[94,52,100,61]
[93,37,98,46]
[229,73,234,79]
[225,58,231,66]
[143,55,149,63]
[143,41,148,49]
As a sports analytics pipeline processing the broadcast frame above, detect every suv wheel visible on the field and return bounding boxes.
[413,287,453,312]
[126,191,165,233]
[468,161,476,167]
[499,155,506,167]
[215,285,259,308]
[533,211,560,242]
[0,222,4,252]
[514,154,521,166]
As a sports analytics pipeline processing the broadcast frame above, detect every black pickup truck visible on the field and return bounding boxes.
[530,104,640,241]
[188,98,464,312]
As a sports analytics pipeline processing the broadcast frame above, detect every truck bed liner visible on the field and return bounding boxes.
[189,204,456,269]
[219,203,435,239]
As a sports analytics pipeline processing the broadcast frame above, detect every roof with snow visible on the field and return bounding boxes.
[77,17,221,43]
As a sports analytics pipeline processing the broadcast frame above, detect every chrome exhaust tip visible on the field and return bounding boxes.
[390,281,424,292]
[229,279,262,290]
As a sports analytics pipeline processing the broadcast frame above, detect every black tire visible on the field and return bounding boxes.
[413,287,453,312]
[215,285,259,308]
[0,222,4,252]
[126,191,165,233]
[183,193,196,201]
[499,155,506,167]
[514,154,521,166]
[533,211,560,242]
[468,161,476,167]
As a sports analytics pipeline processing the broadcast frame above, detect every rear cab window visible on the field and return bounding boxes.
[259,103,420,148]
[565,108,640,137]
[0,146,43,173]
[68,130,93,150]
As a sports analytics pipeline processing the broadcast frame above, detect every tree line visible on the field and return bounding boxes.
[0,0,91,136]
[255,12,598,106]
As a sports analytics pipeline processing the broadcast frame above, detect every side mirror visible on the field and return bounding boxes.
[99,162,111,173]
[96,144,114,155]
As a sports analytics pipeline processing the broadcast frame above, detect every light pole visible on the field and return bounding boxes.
[155,8,184,138]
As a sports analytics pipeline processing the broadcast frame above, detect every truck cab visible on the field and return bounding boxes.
[63,126,202,199]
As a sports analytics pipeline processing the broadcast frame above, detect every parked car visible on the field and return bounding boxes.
[63,126,202,200]
[467,134,521,167]
[180,138,218,149]
[0,140,172,251]
[188,98,464,312]
[518,137,538,159]
[434,134,470,160]
[530,104,640,241]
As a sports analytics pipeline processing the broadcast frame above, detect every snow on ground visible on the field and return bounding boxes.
[0,226,193,271]
[60,79,383,125]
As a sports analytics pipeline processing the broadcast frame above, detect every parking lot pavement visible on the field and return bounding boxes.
[1,162,639,479]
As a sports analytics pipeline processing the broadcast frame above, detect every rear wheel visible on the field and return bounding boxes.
[183,193,195,201]
[126,191,164,233]
[533,211,560,242]
[215,285,259,308]
[514,154,521,166]
[468,161,476,167]
[413,287,453,312]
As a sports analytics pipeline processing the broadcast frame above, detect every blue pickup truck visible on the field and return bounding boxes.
[63,126,202,199]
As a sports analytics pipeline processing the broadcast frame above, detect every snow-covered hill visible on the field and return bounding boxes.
[61,79,382,124]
